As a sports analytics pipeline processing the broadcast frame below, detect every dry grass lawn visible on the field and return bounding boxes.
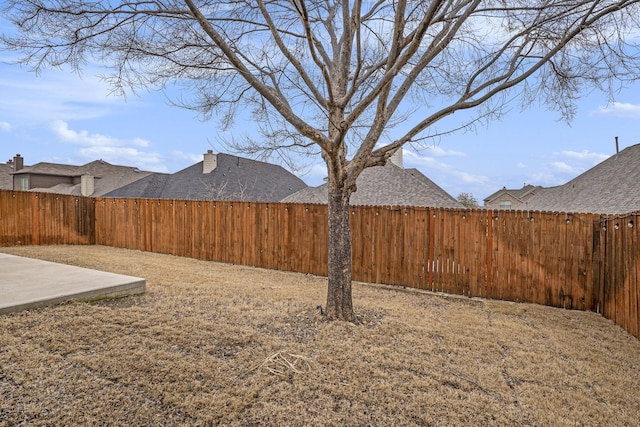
[1,245,639,426]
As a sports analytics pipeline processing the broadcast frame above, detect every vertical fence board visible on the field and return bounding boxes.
[427,209,435,292]
[476,211,485,298]
[563,214,575,309]
[403,207,415,287]
[578,214,592,310]
[485,211,494,298]
[614,218,624,325]
[531,212,542,305]
[622,216,634,337]
[520,210,530,301]
[414,207,426,288]
[259,204,271,269]
[604,216,620,324]
[628,214,640,337]
[432,209,443,292]
[313,204,328,276]
[517,211,528,302]
[621,217,631,335]
[354,206,371,284]
[453,209,464,295]
[437,208,446,292]
[508,210,519,301]
[290,204,303,272]
[372,207,383,285]
[603,218,614,322]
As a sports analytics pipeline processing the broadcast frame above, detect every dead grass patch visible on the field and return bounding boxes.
[1,245,639,426]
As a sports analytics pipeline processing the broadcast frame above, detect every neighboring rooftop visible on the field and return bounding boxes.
[523,143,640,214]
[282,155,463,208]
[483,184,543,210]
[105,151,307,202]
[10,155,154,196]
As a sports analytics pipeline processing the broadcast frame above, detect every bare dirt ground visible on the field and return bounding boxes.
[1,245,639,426]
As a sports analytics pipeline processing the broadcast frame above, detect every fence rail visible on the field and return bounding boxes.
[1,190,638,339]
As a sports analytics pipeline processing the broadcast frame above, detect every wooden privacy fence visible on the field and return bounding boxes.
[0,190,94,246]
[1,190,638,339]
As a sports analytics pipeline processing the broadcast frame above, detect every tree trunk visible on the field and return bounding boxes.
[325,179,357,322]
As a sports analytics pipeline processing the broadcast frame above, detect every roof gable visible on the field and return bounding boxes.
[484,184,540,203]
[282,163,462,208]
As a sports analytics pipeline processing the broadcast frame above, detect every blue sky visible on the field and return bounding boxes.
[2,22,639,204]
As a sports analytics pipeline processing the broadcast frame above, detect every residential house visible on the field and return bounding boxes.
[104,151,307,202]
[0,158,15,190]
[483,184,543,210]
[7,154,154,197]
[281,152,463,208]
[523,143,640,214]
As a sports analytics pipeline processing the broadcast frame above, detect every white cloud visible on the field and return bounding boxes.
[449,169,491,184]
[50,120,165,172]
[404,151,446,168]
[170,150,205,164]
[525,149,611,188]
[558,149,609,163]
[516,162,526,169]
[530,171,562,185]
[403,149,490,186]
[549,161,581,174]
[594,102,640,119]
[51,120,150,148]
[0,121,11,132]
[425,145,467,157]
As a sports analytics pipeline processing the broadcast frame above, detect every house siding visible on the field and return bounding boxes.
[13,173,75,191]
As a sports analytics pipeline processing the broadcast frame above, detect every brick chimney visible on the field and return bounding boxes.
[13,154,24,171]
[203,150,217,174]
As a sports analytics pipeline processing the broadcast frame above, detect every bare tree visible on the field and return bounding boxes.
[200,178,229,200]
[3,1,640,321]
[457,192,479,208]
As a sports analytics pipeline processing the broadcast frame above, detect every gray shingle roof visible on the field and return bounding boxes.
[104,153,307,202]
[14,160,153,196]
[12,162,79,177]
[0,163,13,190]
[523,143,640,214]
[107,173,170,198]
[483,184,540,204]
[282,162,463,208]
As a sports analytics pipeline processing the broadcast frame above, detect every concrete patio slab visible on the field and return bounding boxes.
[0,253,145,314]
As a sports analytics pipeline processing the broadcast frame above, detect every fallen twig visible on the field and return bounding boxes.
[250,351,318,377]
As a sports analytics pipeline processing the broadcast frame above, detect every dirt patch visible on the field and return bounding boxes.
[1,245,639,426]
